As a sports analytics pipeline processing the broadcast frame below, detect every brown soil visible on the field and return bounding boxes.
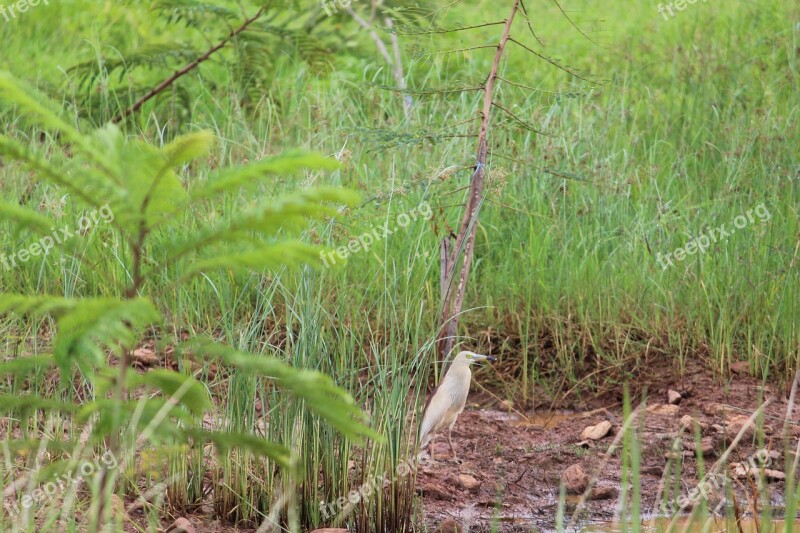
[417,360,798,532]
[17,360,796,532]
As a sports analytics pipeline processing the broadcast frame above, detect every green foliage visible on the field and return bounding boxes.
[63,0,342,126]
[192,341,380,443]
[0,70,373,527]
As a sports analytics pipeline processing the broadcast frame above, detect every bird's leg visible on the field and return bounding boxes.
[447,427,458,462]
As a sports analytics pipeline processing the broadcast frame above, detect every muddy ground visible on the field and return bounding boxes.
[417,360,799,532]
[16,359,796,532]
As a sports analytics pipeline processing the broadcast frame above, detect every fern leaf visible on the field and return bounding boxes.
[0,202,60,236]
[0,72,116,177]
[191,151,341,200]
[129,369,212,417]
[0,136,119,209]
[161,130,215,168]
[184,428,294,471]
[52,298,161,374]
[0,355,54,378]
[181,240,324,277]
[191,341,379,444]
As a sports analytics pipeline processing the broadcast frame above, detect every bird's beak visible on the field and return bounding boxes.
[473,354,497,362]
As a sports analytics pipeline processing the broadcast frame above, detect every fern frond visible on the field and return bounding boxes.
[181,240,323,277]
[0,72,116,176]
[184,428,294,470]
[0,202,60,236]
[0,294,161,376]
[153,0,240,28]
[78,398,193,441]
[68,43,201,91]
[191,341,379,444]
[190,151,340,201]
[0,136,120,208]
[130,369,213,417]
[52,298,161,374]
[0,355,55,378]
[167,186,357,261]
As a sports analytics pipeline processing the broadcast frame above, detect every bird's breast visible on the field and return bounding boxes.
[444,369,471,411]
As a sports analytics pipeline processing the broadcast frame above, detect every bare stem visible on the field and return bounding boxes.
[437,0,520,358]
[112,8,265,124]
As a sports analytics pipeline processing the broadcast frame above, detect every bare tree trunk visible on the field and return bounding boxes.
[437,0,520,358]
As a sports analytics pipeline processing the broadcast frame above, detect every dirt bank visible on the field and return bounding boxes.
[418,361,798,532]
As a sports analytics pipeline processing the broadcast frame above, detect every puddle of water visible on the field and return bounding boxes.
[511,408,608,429]
[584,517,800,532]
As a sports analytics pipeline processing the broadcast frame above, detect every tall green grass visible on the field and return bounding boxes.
[0,0,798,530]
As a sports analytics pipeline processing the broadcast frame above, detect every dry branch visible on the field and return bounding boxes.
[436,0,521,358]
[112,8,265,124]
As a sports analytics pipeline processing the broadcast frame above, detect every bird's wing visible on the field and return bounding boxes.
[418,378,454,447]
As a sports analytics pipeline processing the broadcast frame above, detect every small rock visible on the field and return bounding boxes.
[562,464,589,494]
[641,465,664,476]
[725,415,755,441]
[435,519,463,533]
[731,462,749,478]
[458,460,478,471]
[679,415,705,433]
[705,403,730,417]
[588,486,618,500]
[732,464,786,482]
[763,469,786,482]
[683,436,716,457]
[432,442,452,460]
[581,420,612,440]
[668,390,682,405]
[760,449,782,462]
[712,424,725,434]
[730,361,750,375]
[132,347,158,366]
[420,485,455,501]
[647,404,680,416]
[167,518,196,533]
[458,474,481,491]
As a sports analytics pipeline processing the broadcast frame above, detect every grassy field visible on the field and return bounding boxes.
[0,0,798,531]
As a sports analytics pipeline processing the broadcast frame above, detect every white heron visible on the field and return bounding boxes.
[418,351,496,460]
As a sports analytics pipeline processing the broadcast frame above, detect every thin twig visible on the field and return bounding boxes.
[437,1,521,358]
[507,37,599,84]
[387,20,507,35]
[112,8,265,124]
